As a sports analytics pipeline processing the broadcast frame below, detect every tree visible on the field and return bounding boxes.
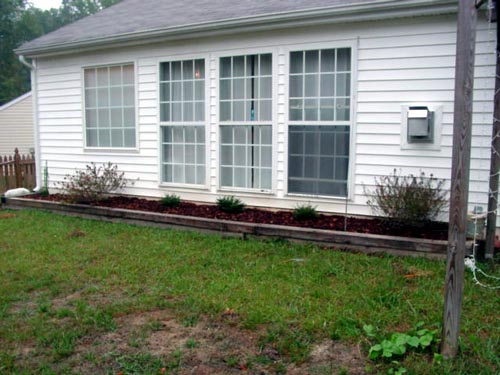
[0,0,122,105]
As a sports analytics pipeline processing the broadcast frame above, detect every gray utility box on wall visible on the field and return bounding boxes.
[407,106,434,143]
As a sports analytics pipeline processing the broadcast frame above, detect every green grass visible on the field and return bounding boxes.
[0,209,498,374]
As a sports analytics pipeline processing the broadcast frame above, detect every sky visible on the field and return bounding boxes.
[29,0,63,10]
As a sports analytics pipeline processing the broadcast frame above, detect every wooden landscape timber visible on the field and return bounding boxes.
[1,196,467,259]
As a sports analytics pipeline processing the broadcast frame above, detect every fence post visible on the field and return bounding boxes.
[14,148,22,188]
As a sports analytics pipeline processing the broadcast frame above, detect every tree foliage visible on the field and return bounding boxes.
[0,0,122,105]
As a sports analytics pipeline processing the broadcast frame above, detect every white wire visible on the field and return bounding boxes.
[464,215,500,289]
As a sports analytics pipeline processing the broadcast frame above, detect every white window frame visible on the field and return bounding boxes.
[214,48,278,194]
[157,54,210,190]
[283,41,358,201]
[82,61,139,153]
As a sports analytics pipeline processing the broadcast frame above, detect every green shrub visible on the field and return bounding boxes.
[60,162,128,204]
[293,203,319,221]
[365,169,447,227]
[216,196,246,214]
[161,194,181,208]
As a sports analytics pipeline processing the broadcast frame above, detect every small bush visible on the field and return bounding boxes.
[216,196,246,214]
[161,194,181,208]
[293,203,319,221]
[365,169,447,227]
[60,162,128,204]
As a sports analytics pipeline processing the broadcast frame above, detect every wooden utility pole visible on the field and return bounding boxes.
[486,0,499,261]
[441,0,478,358]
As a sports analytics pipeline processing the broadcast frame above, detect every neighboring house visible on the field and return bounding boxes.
[0,92,34,156]
[14,0,497,222]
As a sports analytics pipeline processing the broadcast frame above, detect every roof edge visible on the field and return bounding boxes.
[16,0,458,58]
[0,92,32,111]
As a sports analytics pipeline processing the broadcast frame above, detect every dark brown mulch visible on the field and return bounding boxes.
[28,194,448,241]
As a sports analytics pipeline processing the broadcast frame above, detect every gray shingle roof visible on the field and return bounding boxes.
[17,0,454,55]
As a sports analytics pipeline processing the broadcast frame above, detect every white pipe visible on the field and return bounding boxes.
[19,55,42,191]
[19,55,33,70]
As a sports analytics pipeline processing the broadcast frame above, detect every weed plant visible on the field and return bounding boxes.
[216,196,246,214]
[293,204,319,221]
[160,194,181,208]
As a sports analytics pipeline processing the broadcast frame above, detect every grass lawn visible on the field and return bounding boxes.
[0,209,498,375]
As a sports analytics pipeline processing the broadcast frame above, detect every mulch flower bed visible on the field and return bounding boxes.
[28,194,449,241]
[29,194,448,240]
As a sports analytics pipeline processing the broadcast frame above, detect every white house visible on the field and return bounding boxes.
[15,0,497,221]
[0,92,34,156]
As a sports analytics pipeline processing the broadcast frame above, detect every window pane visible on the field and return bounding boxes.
[120,86,131,106]
[183,60,193,80]
[289,75,303,98]
[305,50,319,73]
[320,74,335,97]
[86,109,97,127]
[195,81,204,100]
[97,68,108,86]
[305,75,318,97]
[195,102,204,121]
[321,49,335,72]
[124,129,135,147]
[233,78,245,99]
[84,69,96,87]
[336,73,350,97]
[183,102,193,121]
[233,101,244,121]
[221,57,232,78]
[87,129,98,146]
[122,65,134,84]
[160,62,170,81]
[99,129,110,147]
[260,100,272,121]
[160,82,170,102]
[109,66,122,85]
[110,87,122,106]
[111,108,122,126]
[220,80,231,100]
[85,89,97,108]
[290,51,303,74]
[304,98,318,121]
[260,54,272,75]
[111,129,124,147]
[97,88,109,107]
[233,56,245,77]
[160,103,170,122]
[336,98,350,121]
[337,48,351,71]
[195,59,205,79]
[172,61,182,80]
[183,81,193,101]
[289,99,303,121]
[260,77,272,99]
[320,99,334,121]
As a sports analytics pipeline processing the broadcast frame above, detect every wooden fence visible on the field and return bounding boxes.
[0,148,36,194]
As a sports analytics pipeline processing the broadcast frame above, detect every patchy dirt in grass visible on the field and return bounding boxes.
[30,194,448,240]
[10,306,367,375]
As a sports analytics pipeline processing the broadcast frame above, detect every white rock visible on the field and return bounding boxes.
[4,188,31,197]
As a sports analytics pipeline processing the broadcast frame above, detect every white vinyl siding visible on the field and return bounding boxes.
[0,93,33,155]
[159,58,206,186]
[84,64,136,148]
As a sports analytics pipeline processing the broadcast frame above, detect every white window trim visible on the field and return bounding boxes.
[156,54,211,191]
[213,48,278,195]
[81,60,140,153]
[282,40,358,201]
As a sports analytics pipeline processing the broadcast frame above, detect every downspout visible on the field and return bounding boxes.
[19,55,42,191]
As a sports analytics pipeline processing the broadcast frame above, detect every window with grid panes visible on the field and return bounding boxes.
[84,64,135,148]
[219,54,272,190]
[288,48,351,197]
[159,59,206,185]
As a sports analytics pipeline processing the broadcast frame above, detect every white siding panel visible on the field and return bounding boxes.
[0,93,34,155]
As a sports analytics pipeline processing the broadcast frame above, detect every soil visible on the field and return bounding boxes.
[29,194,448,240]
